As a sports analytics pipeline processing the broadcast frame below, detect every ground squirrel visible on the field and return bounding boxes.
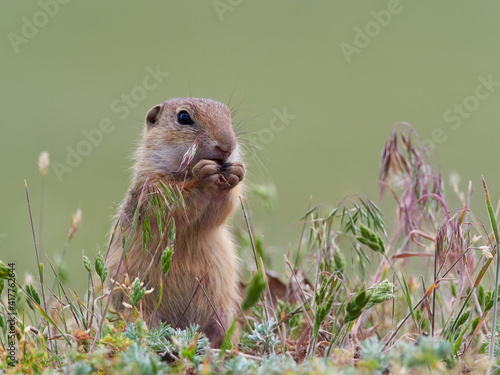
[106,97,245,347]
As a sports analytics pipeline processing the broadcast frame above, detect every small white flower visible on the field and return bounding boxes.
[71,209,82,229]
[38,151,50,177]
[24,273,34,285]
[68,209,83,239]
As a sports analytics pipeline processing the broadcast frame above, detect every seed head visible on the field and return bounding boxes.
[479,246,493,259]
[24,273,34,285]
[38,151,50,177]
[69,209,82,239]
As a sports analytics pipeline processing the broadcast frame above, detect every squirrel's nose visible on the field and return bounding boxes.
[215,143,233,160]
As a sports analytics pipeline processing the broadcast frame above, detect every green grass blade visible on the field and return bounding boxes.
[482,177,500,369]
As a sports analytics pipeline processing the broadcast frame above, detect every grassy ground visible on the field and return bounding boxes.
[0,124,499,374]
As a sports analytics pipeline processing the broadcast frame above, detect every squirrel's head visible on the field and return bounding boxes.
[140,97,240,175]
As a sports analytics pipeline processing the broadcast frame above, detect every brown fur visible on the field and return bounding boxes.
[105,98,244,347]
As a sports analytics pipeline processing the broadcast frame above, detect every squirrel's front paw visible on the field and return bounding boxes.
[193,160,245,190]
[220,161,245,189]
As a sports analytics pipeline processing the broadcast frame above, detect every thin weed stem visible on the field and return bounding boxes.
[38,176,46,259]
[24,180,51,350]
[196,278,227,337]
[240,196,271,324]
[240,197,258,269]
[482,177,500,373]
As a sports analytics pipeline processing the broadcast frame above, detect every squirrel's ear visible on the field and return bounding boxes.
[146,104,163,128]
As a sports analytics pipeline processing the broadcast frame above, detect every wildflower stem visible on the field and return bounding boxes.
[382,252,417,332]
[482,177,499,371]
[24,180,51,350]
[196,278,227,337]
[39,175,45,258]
[240,197,270,323]
[294,197,314,269]
[240,196,258,270]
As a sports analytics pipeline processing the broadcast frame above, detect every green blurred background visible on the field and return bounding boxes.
[1,1,500,292]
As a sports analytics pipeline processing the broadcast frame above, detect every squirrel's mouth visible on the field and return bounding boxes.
[185,155,227,169]
[198,150,233,165]
[180,142,238,172]
[219,162,233,171]
[207,158,226,165]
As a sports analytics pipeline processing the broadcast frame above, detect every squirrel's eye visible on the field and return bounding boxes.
[177,111,194,125]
